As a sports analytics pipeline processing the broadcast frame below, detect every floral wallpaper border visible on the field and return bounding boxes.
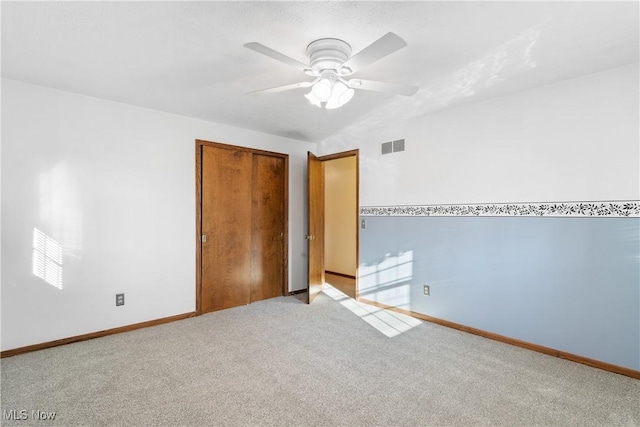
[360,201,640,218]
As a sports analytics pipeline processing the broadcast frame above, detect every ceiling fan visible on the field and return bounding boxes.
[244,32,419,109]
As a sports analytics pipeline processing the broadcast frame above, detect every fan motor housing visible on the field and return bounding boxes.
[306,38,351,71]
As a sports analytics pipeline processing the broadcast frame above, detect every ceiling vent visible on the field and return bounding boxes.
[381,139,405,155]
[381,141,393,155]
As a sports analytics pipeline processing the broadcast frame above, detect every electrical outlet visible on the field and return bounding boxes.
[423,285,430,296]
[116,293,125,306]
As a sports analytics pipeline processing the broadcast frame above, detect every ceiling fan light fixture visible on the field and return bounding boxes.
[245,32,418,110]
[311,77,333,101]
[325,81,355,109]
[304,90,322,108]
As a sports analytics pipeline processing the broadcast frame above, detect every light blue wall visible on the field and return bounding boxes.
[359,216,640,370]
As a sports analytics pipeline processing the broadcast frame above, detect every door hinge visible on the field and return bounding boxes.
[201,234,207,243]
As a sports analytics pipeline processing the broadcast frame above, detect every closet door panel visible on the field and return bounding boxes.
[251,154,285,302]
[201,146,252,313]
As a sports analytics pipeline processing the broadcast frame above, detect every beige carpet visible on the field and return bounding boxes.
[1,290,639,426]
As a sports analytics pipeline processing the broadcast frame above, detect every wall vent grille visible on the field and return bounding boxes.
[381,141,393,155]
[381,139,405,155]
[393,139,405,152]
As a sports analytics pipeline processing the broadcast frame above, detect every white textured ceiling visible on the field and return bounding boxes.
[2,1,638,143]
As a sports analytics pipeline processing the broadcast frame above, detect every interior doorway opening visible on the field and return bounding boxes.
[307,150,359,303]
[324,155,357,298]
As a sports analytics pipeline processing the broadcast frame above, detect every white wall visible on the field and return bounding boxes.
[320,63,639,205]
[1,79,315,351]
[324,157,356,276]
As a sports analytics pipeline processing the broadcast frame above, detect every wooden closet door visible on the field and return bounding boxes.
[201,145,252,313]
[251,154,285,302]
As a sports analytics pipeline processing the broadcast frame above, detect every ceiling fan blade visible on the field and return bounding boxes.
[244,42,311,73]
[341,32,407,74]
[246,81,314,95]
[348,79,419,96]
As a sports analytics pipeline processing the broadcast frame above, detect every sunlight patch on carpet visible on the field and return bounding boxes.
[322,284,421,337]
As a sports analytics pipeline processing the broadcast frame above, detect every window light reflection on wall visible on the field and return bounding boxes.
[32,227,63,289]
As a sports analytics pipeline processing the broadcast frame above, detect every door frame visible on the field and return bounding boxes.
[307,149,359,300]
[195,139,289,315]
